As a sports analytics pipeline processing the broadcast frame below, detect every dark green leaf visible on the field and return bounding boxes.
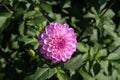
[0,16,7,29]
[57,69,68,80]
[41,3,52,13]
[0,16,10,32]
[93,63,101,75]
[24,68,56,80]
[24,11,36,19]
[79,69,93,80]
[24,68,48,80]
[12,41,19,49]
[64,54,83,70]
[18,22,24,35]
[38,68,56,80]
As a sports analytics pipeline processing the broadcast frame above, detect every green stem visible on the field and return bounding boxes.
[77,27,87,42]
[3,4,14,14]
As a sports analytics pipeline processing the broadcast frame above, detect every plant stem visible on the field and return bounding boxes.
[3,4,13,14]
[77,27,87,42]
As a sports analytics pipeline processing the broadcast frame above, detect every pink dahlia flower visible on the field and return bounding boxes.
[38,22,77,62]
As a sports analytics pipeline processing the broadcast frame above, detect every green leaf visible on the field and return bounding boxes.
[79,69,93,80]
[90,29,98,42]
[24,68,48,80]
[0,16,7,29]
[103,23,117,38]
[24,68,56,80]
[63,1,71,8]
[0,15,10,32]
[100,61,109,75]
[24,11,36,19]
[18,22,24,35]
[93,63,101,75]
[31,13,46,24]
[111,69,118,80]
[107,53,120,60]
[82,52,89,61]
[20,36,38,45]
[24,38,38,45]
[12,41,19,49]
[102,9,115,18]
[95,72,108,80]
[77,43,88,52]
[57,69,68,80]
[19,0,28,2]
[99,49,107,57]
[38,68,56,80]
[89,47,95,59]
[64,54,83,70]
[9,0,14,6]
[84,12,95,18]
[100,3,107,12]
[41,3,52,13]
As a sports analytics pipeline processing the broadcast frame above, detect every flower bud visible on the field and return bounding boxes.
[28,49,35,56]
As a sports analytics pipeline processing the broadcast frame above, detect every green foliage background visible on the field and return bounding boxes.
[0,0,120,80]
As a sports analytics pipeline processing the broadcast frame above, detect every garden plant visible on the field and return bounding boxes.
[0,0,120,80]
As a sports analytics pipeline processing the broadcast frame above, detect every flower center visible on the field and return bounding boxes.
[49,36,65,50]
[56,39,65,49]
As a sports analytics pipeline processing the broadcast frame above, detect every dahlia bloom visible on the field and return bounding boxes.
[38,22,77,62]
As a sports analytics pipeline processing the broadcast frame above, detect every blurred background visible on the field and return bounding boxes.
[0,0,120,80]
